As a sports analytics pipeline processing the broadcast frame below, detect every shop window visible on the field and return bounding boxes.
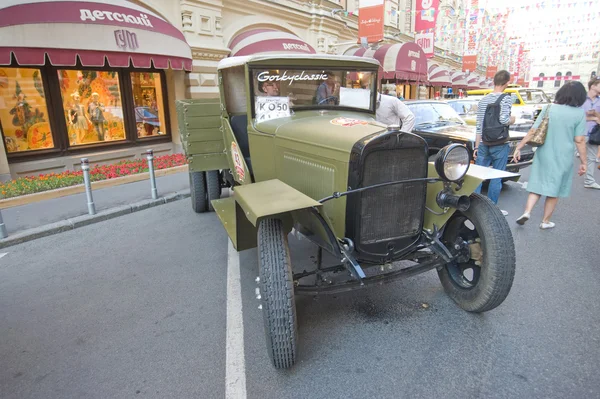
[0,68,55,153]
[57,70,126,146]
[130,72,166,138]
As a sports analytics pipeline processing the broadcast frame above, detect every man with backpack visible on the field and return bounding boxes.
[474,70,516,215]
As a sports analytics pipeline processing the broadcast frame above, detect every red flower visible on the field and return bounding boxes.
[15,129,24,138]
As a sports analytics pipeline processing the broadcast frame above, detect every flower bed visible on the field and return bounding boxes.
[0,153,187,199]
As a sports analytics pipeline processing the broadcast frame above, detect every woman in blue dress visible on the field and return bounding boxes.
[512,81,588,229]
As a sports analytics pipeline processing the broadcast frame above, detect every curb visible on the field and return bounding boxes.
[0,165,189,209]
[0,189,191,249]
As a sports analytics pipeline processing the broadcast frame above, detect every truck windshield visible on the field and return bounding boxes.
[251,68,376,121]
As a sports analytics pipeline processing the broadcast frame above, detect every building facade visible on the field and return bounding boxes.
[1,0,474,180]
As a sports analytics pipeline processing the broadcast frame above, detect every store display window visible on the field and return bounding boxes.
[0,68,55,153]
[0,66,170,160]
[58,70,126,146]
[130,72,166,138]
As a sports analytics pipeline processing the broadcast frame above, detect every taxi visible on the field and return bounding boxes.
[466,86,550,121]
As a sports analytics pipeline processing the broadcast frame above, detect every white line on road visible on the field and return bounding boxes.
[0,253,7,259]
[225,240,247,399]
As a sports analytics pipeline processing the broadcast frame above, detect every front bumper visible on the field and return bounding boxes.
[507,159,533,172]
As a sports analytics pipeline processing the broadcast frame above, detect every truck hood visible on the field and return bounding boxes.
[419,122,526,142]
[254,110,387,161]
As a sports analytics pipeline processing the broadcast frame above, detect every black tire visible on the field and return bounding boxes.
[438,193,516,313]
[257,218,297,369]
[189,171,207,213]
[206,170,220,212]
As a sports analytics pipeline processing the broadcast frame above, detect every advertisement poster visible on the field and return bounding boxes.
[358,0,384,44]
[486,66,498,79]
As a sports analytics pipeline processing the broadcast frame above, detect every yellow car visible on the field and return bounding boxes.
[466,87,550,121]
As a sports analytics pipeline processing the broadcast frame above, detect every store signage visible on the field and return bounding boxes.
[114,30,139,51]
[414,0,440,33]
[257,71,327,86]
[462,56,477,73]
[415,32,434,58]
[358,0,384,43]
[282,43,312,52]
[81,9,153,27]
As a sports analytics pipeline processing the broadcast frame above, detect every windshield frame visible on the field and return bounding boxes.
[518,89,550,104]
[248,65,379,120]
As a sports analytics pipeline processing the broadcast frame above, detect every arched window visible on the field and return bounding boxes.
[537,73,545,88]
[555,72,562,88]
[566,71,572,82]
[592,71,597,81]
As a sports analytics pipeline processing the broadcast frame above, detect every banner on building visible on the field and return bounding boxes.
[463,0,481,72]
[415,32,434,58]
[358,0,385,44]
[486,66,498,78]
[414,0,440,33]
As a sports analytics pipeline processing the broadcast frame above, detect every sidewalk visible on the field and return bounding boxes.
[0,171,190,248]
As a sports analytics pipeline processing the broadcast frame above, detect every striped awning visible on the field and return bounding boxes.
[427,60,452,86]
[344,42,428,82]
[0,0,192,70]
[228,28,316,57]
[479,78,488,89]
[451,71,469,89]
[467,74,482,90]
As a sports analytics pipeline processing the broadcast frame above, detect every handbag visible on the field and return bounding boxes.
[589,124,600,145]
[527,105,551,147]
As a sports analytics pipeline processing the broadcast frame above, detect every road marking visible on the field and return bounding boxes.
[225,240,247,399]
[0,253,7,259]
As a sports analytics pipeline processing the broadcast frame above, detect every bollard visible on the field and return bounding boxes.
[81,158,96,215]
[0,209,7,239]
[146,149,158,200]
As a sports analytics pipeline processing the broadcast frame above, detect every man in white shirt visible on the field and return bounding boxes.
[375,92,416,132]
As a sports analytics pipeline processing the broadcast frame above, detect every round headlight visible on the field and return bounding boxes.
[434,144,471,182]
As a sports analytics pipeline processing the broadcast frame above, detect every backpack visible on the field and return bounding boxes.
[482,93,510,145]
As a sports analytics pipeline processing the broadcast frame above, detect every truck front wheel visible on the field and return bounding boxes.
[438,193,516,313]
[257,218,297,369]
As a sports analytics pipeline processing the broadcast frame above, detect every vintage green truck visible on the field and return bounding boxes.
[177,54,518,369]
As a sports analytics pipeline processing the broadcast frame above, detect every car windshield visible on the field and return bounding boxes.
[518,89,550,104]
[407,102,465,126]
[449,100,478,116]
[251,68,376,121]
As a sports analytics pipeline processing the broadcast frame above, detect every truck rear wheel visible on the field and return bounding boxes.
[189,171,207,213]
[438,193,516,313]
[257,218,297,369]
[206,170,221,212]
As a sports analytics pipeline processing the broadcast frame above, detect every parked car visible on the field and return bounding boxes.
[446,98,533,133]
[466,87,550,122]
[177,54,519,369]
[405,100,535,174]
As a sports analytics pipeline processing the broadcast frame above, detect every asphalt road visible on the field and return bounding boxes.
[1,168,599,399]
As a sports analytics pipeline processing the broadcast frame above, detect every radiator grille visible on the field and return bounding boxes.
[359,148,426,244]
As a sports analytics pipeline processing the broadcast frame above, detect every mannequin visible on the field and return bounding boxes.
[69,92,89,144]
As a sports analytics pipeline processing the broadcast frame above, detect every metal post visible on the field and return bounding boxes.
[81,158,96,215]
[0,209,8,239]
[146,149,158,200]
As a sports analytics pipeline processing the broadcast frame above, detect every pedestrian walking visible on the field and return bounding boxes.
[512,81,588,230]
[473,70,516,215]
[582,76,600,189]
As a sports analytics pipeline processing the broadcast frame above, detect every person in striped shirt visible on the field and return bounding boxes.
[473,70,516,215]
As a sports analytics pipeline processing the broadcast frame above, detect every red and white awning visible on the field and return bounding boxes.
[427,60,452,86]
[0,0,192,70]
[451,70,469,89]
[479,78,488,89]
[228,28,316,57]
[467,74,482,90]
[345,42,428,82]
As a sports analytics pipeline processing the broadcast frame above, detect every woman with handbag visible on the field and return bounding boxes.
[512,81,588,229]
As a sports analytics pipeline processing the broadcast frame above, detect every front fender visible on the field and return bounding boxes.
[424,164,520,231]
